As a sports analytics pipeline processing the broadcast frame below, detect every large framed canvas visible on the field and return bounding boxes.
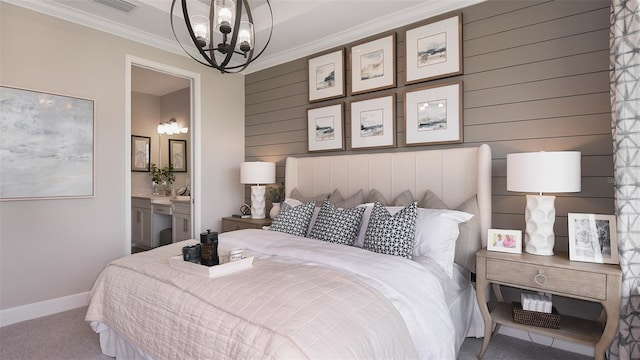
[307,103,344,152]
[169,139,187,172]
[308,48,345,102]
[568,213,619,264]
[0,85,94,201]
[350,94,396,149]
[404,81,463,146]
[350,33,396,95]
[132,135,151,172]
[405,13,462,85]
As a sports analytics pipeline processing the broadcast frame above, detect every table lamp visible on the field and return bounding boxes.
[507,151,581,255]
[240,162,276,219]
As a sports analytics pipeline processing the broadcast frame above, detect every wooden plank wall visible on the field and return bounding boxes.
[245,0,614,254]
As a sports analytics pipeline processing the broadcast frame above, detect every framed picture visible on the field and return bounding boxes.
[308,48,345,102]
[405,12,463,85]
[487,229,522,254]
[168,139,187,172]
[0,85,94,201]
[131,135,151,172]
[350,94,396,149]
[404,81,462,146]
[568,213,619,264]
[350,33,396,95]
[307,103,344,152]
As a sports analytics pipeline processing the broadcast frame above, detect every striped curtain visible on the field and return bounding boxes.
[609,0,640,358]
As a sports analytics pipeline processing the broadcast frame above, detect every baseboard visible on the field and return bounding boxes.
[0,291,90,327]
[498,325,595,357]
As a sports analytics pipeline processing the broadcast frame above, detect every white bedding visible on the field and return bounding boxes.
[87,229,457,359]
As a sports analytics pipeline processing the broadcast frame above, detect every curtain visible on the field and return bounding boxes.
[609,0,640,358]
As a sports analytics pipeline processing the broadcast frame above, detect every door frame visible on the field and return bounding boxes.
[125,54,202,254]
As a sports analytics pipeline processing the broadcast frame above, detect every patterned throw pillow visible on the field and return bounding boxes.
[363,202,418,259]
[310,200,366,245]
[269,200,316,237]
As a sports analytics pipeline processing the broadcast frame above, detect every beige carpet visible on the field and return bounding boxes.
[0,306,592,359]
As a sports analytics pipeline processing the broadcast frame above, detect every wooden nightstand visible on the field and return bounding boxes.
[221,217,272,233]
[476,249,621,360]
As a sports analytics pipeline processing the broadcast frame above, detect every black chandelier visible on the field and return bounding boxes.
[171,0,273,74]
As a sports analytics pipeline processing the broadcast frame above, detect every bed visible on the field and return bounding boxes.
[86,144,491,359]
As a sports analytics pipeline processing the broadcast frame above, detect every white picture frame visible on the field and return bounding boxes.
[350,94,396,149]
[307,103,344,152]
[350,33,396,95]
[568,213,619,264]
[0,85,95,201]
[308,48,345,102]
[405,12,463,85]
[404,81,462,146]
[487,229,522,254]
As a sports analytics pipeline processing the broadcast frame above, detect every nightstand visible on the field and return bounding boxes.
[221,217,272,233]
[476,249,621,360]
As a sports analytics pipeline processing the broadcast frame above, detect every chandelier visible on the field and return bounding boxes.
[170,0,273,74]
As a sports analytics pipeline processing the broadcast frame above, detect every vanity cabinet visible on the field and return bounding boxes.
[172,201,192,242]
[132,198,152,248]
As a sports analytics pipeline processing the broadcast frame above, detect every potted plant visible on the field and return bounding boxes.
[268,181,285,218]
[150,163,175,196]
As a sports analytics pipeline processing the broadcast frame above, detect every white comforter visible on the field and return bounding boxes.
[86,229,456,359]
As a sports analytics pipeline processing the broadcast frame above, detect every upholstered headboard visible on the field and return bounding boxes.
[284,144,492,272]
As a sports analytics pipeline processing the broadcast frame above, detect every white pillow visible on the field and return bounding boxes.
[412,208,473,278]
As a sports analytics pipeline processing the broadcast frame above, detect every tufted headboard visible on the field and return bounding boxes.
[284,144,492,273]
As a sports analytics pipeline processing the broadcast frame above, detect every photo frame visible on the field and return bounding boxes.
[404,81,463,146]
[350,94,396,149]
[168,139,187,172]
[487,229,522,254]
[307,103,344,152]
[350,33,396,95]
[308,48,345,102]
[405,12,462,85]
[0,85,94,201]
[131,135,151,172]
[568,213,619,264]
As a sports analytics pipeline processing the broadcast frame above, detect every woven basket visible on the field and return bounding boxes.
[512,302,561,329]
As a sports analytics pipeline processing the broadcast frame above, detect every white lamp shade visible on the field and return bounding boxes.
[240,162,275,185]
[507,151,581,194]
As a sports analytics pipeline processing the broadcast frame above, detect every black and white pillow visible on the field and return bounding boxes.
[269,200,316,237]
[363,202,418,259]
[309,200,365,245]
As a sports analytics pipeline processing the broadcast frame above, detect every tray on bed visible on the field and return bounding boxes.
[169,256,253,278]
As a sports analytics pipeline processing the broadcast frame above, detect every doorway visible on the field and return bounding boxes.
[125,55,202,254]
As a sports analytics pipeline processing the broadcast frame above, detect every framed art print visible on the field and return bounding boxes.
[405,13,462,84]
[350,33,396,95]
[568,213,619,264]
[487,229,522,254]
[168,139,187,172]
[131,135,151,172]
[404,81,462,146]
[0,85,95,201]
[308,48,345,102]
[307,103,344,152]
[350,94,396,149]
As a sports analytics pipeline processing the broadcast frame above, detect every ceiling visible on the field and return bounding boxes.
[6,0,484,94]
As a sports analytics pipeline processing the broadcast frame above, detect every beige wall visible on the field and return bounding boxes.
[245,0,612,319]
[0,3,245,310]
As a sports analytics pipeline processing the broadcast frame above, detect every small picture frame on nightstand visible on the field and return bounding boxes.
[568,213,619,264]
[487,229,522,254]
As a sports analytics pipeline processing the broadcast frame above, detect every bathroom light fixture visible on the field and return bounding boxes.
[157,119,188,135]
[507,151,581,255]
[170,0,273,74]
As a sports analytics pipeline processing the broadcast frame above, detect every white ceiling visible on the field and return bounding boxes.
[5,0,484,94]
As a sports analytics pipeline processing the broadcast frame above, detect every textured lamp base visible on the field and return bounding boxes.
[250,185,266,219]
[524,194,556,256]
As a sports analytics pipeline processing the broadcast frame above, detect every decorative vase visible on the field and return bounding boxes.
[152,181,160,196]
[270,202,281,219]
